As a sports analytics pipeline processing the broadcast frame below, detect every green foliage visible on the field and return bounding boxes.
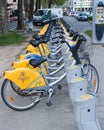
[52,0,66,5]
[88,16,92,21]
[84,30,92,38]
[0,31,26,46]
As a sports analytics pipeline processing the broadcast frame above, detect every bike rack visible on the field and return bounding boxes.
[74,94,101,130]
[69,77,88,105]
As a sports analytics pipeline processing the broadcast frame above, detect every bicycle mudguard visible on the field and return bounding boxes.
[26,44,41,54]
[26,44,50,57]
[40,44,50,56]
[3,68,46,90]
[12,59,48,75]
[38,24,49,35]
[12,60,40,72]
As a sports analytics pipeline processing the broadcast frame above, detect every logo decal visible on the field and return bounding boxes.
[18,72,30,83]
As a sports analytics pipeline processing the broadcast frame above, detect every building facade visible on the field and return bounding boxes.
[7,0,18,9]
[68,0,93,11]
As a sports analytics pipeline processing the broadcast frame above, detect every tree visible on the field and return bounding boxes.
[48,0,51,8]
[0,0,8,34]
[52,0,67,6]
[28,0,34,22]
[17,0,25,30]
[27,0,34,30]
[35,0,41,12]
[24,0,29,21]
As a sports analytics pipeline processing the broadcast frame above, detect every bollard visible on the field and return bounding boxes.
[74,94,101,130]
[66,65,81,83]
[63,51,72,60]
[64,57,76,70]
[69,77,88,106]
[61,43,68,51]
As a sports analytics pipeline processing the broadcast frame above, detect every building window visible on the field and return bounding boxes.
[13,0,16,2]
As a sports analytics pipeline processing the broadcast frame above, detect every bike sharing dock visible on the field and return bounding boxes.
[0,6,104,130]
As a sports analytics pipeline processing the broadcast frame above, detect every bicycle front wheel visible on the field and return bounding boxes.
[1,79,43,111]
[82,64,99,95]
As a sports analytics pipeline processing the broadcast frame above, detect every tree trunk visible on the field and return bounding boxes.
[35,0,41,12]
[17,0,25,30]
[24,0,28,21]
[28,0,34,22]
[45,0,49,8]
[0,0,8,34]
[48,0,51,8]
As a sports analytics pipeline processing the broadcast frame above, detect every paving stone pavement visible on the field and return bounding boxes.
[0,43,27,77]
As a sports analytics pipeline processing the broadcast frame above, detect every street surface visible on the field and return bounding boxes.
[63,16,92,32]
[0,16,104,130]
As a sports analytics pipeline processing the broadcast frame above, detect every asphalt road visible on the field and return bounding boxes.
[0,16,104,130]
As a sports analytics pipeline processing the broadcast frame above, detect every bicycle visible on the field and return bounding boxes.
[1,21,99,111]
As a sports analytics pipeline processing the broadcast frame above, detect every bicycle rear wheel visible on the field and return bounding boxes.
[82,64,99,95]
[1,79,43,111]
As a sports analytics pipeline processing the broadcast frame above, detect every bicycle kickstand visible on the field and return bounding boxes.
[46,88,54,106]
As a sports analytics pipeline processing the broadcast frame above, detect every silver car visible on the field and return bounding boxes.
[77,13,88,21]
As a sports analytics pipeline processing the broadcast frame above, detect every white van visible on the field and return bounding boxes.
[33,8,63,25]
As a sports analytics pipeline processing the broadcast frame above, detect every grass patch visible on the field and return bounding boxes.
[0,31,27,46]
[84,30,92,38]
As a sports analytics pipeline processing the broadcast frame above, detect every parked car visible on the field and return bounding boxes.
[12,9,25,21]
[77,13,88,21]
[33,8,62,26]
[63,11,68,16]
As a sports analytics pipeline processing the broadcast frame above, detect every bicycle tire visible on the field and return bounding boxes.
[82,64,99,95]
[1,79,43,111]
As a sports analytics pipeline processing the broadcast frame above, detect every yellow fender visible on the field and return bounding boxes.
[38,44,50,56]
[26,44,50,57]
[4,68,46,90]
[42,44,50,55]
[12,59,40,72]
[12,59,31,68]
[12,59,48,75]
[38,24,49,35]
[26,44,41,54]
[26,44,50,56]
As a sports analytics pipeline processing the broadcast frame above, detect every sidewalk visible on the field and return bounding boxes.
[0,43,27,77]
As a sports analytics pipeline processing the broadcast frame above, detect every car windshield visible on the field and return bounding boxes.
[79,13,87,16]
[35,10,47,16]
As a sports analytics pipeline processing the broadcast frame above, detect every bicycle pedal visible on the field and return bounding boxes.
[57,85,62,90]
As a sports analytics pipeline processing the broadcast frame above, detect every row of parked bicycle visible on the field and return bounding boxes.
[1,18,99,111]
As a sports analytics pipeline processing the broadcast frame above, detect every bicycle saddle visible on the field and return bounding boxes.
[29,40,41,47]
[25,54,42,60]
[41,37,49,43]
[29,57,47,68]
